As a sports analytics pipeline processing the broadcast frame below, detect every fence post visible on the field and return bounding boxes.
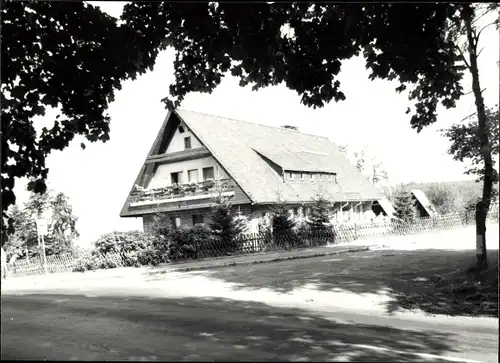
[354,223,358,240]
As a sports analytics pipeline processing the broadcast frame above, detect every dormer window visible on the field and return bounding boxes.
[179,126,185,134]
[184,136,191,149]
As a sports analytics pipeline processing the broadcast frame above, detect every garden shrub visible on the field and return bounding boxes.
[72,252,122,272]
[425,184,460,215]
[149,213,175,239]
[209,193,247,253]
[169,225,212,261]
[271,206,300,249]
[93,230,152,256]
[137,247,163,266]
[120,250,141,267]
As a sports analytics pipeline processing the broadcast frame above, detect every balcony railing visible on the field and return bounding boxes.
[129,178,235,206]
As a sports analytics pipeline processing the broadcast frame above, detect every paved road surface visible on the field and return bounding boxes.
[1,293,497,362]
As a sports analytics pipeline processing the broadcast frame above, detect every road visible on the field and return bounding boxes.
[2,247,498,362]
[1,293,497,362]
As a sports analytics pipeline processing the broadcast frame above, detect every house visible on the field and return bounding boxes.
[120,110,395,233]
[410,189,439,218]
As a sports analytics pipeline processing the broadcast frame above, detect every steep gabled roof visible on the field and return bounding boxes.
[175,109,383,203]
[411,189,439,217]
[120,109,384,217]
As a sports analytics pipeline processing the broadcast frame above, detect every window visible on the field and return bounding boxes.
[310,174,315,181]
[171,217,181,228]
[293,208,298,215]
[170,172,183,185]
[300,173,305,180]
[188,169,199,183]
[192,215,204,226]
[328,174,333,181]
[288,172,294,180]
[203,166,215,181]
[184,136,192,149]
[178,126,185,134]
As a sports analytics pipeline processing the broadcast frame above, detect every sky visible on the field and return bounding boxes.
[12,2,500,247]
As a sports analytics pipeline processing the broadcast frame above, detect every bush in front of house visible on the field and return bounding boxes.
[71,231,158,272]
[169,225,213,261]
[259,202,300,250]
[208,191,247,253]
[425,184,461,215]
[72,252,122,272]
[93,231,152,255]
[308,192,333,231]
[137,247,164,266]
[147,213,216,261]
[307,191,336,246]
[149,213,176,240]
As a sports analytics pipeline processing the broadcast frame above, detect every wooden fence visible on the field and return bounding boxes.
[4,211,498,278]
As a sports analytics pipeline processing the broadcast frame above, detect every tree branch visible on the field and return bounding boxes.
[459,111,477,123]
[476,21,498,42]
[455,45,471,70]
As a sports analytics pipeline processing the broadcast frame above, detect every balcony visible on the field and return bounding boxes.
[129,178,235,207]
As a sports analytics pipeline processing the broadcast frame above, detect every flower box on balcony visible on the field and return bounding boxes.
[201,179,215,191]
[130,178,235,205]
[184,183,198,194]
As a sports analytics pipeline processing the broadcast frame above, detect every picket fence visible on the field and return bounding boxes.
[4,211,498,278]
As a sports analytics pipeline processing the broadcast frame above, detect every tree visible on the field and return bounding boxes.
[442,106,499,183]
[3,205,38,261]
[271,205,296,237]
[444,5,499,268]
[3,3,497,267]
[308,190,333,233]
[1,1,147,242]
[393,186,415,223]
[425,185,460,215]
[5,190,79,257]
[339,145,390,186]
[45,192,79,255]
[209,188,247,249]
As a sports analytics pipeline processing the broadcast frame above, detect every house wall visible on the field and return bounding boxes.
[244,201,377,234]
[414,201,429,218]
[142,204,254,234]
[147,156,229,189]
[165,121,203,153]
[142,200,384,235]
[330,201,375,224]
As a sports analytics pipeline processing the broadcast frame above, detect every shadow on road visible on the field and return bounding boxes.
[1,294,460,362]
[189,249,498,318]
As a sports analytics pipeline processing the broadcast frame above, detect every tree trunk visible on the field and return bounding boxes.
[464,12,493,270]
